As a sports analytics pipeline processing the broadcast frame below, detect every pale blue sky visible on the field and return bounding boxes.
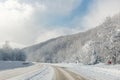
[33,0,93,29]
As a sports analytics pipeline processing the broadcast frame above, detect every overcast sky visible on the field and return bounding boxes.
[0,0,120,47]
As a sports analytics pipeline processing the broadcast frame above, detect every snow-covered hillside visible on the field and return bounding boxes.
[23,13,120,64]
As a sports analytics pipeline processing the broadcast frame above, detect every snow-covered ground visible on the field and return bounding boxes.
[0,61,120,80]
[68,63,120,80]
[8,65,54,80]
[0,61,33,71]
[0,61,54,80]
[52,63,120,80]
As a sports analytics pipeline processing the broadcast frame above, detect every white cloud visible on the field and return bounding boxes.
[0,0,46,45]
[0,0,82,46]
[35,27,78,43]
[43,0,81,15]
[19,0,82,15]
[81,0,120,30]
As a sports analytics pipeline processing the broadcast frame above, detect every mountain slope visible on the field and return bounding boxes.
[23,13,120,64]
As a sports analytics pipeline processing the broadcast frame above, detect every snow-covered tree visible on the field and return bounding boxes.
[0,41,26,61]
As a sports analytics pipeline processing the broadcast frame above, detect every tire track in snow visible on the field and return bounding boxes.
[0,63,42,80]
[52,66,87,80]
[26,65,50,80]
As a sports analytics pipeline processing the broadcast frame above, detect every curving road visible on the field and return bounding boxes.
[0,63,87,80]
[53,66,86,80]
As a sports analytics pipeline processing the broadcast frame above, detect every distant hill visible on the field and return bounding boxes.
[23,13,120,64]
[0,41,25,49]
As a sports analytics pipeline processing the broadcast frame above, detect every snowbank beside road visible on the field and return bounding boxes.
[52,63,120,80]
[0,61,33,71]
[69,63,120,80]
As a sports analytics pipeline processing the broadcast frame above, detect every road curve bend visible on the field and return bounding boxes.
[52,66,86,80]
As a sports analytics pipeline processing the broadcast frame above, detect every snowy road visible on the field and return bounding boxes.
[53,66,86,80]
[1,62,120,80]
[0,63,87,80]
[0,63,42,80]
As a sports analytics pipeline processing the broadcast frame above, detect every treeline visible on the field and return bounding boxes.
[0,42,26,61]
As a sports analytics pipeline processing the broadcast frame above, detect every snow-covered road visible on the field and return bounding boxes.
[1,62,120,80]
[0,63,86,80]
[53,66,86,80]
[7,64,54,80]
[0,63,42,80]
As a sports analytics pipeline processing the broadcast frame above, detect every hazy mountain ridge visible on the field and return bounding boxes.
[0,42,25,49]
[23,13,120,64]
